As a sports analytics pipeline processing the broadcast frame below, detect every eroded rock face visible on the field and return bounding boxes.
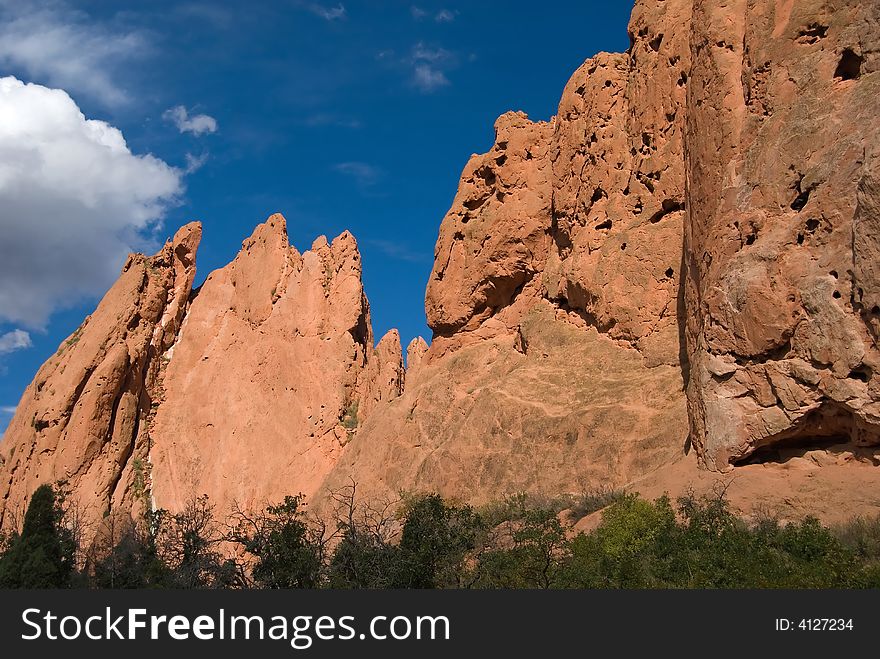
[148,215,401,515]
[3,0,880,535]
[0,223,201,533]
[316,0,695,507]
[684,0,880,469]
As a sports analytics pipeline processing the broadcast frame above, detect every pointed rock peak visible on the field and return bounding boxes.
[407,334,429,355]
[172,221,202,267]
[307,231,363,273]
[376,328,402,353]
[406,336,429,370]
[332,230,357,249]
[329,230,361,264]
[241,213,290,254]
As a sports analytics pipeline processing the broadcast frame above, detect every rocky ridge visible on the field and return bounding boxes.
[2,0,879,537]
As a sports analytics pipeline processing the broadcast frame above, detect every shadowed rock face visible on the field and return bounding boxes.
[683,0,880,470]
[3,0,880,538]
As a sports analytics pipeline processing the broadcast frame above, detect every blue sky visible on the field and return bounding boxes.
[0,0,633,432]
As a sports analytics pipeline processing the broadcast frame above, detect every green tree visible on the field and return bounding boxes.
[328,528,398,588]
[228,495,323,588]
[473,495,568,589]
[0,484,75,588]
[155,496,239,588]
[396,494,485,588]
[88,515,171,589]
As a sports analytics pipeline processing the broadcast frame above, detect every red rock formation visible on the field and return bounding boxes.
[148,214,402,516]
[317,0,695,507]
[0,223,201,532]
[3,0,880,536]
[683,0,880,469]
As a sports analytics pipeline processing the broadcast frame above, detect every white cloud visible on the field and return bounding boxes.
[413,64,450,92]
[308,3,346,21]
[435,9,456,23]
[164,105,218,136]
[184,152,209,174]
[410,6,427,20]
[0,76,183,328]
[0,1,147,106]
[0,406,16,415]
[333,162,382,189]
[412,42,451,63]
[410,42,453,92]
[0,330,32,355]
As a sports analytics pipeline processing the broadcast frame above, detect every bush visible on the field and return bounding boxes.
[396,494,485,588]
[3,483,873,590]
[474,497,568,589]
[228,495,323,588]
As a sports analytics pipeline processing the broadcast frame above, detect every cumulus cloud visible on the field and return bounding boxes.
[434,9,456,22]
[163,105,218,136]
[0,76,183,328]
[308,3,346,21]
[0,1,147,106]
[0,330,32,355]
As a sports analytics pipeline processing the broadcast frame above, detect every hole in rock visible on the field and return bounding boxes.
[477,165,497,186]
[745,233,756,245]
[797,23,828,44]
[463,197,485,211]
[620,242,627,251]
[830,270,839,279]
[495,154,508,167]
[595,219,613,231]
[665,267,674,278]
[805,218,820,232]
[834,49,863,80]
[797,233,805,245]
[591,187,607,203]
[833,290,842,299]
[738,434,851,466]
[649,34,663,52]
[849,365,872,382]
[732,403,880,467]
[790,188,811,211]
[872,305,880,315]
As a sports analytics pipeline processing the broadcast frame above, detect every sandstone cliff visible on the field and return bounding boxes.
[684,0,880,470]
[2,0,880,535]
[0,223,201,532]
